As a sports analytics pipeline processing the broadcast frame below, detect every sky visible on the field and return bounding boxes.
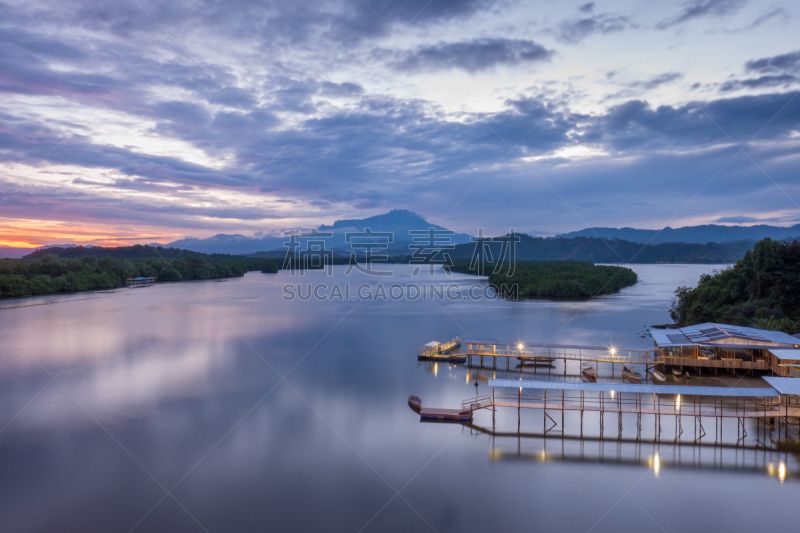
[1,0,799,247]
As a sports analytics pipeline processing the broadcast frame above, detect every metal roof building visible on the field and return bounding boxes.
[651,323,800,349]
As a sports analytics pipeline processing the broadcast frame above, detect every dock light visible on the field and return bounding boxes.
[676,394,681,408]
[610,347,617,355]
[653,453,661,477]
[610,390,615,399]
[518,343,524,350]
[779,462,786,483]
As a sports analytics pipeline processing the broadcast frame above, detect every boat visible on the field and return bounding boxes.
[622,365,642,382]
[408,395,422,412]
[652,371,666,382]
[684,371,691,379]
[580,362,597,380]
[518,356,556,366]
[672,368,682,379]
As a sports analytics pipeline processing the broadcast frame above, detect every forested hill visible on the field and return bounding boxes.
[1,246,281,298]
[449,234,754,264]
[24,244,242,261]
[670,238,800,334]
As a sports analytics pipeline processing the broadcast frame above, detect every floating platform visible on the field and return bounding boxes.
[418,353,467,362]
[419,407,473,421]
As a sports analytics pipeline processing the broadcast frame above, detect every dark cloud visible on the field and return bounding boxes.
[556,12,630,43]
[583,91,800,150]
[389,38,553,73]
[579,3,595,14]
[745,50,800,73]
[319,81,364,97]
[719,74,796,92]
[717,50,800,92]
[657,0,747,30]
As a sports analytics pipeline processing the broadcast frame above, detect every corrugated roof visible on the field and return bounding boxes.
[652,323,800,348]
[768,349,800,361]
[763,377,800,395]
[488,378,780,397]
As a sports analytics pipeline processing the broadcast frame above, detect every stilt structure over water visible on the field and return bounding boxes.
[651,323,800,376]
[418,322,800,376]
[456,377,800,442]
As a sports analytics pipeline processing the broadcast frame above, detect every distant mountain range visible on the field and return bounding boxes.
[0,244,84,259]
[557,224,800,244]
[4,213,799,259]
[164,209,473,256]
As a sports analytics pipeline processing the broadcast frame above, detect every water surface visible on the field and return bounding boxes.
[0,264,795,532]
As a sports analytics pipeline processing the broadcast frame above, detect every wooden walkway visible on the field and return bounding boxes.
[417,337,775,372]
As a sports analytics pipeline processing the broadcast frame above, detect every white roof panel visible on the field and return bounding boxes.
[768,349,800,361]
[763,377,800,395]
[489,378,779,397]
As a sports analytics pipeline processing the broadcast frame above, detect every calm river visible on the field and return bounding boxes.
[0,264,796,532]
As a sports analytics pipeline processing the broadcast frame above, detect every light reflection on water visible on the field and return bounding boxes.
[0,263,797,532]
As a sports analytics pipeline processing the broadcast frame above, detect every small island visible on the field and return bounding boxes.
[449,260,638,299]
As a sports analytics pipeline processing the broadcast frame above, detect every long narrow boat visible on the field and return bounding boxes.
[580,362,597,380]
[622,365,642,382]
[518,356,556,366]
[652,371,666,382]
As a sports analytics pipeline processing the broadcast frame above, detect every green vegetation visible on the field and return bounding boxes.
[448,234,754,263]
[450,260,638,299]
[0,246,280,298]
[670,238,800,333]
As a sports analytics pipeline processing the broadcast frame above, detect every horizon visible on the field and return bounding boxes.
[4,209,800,253]
[1,1,799,248]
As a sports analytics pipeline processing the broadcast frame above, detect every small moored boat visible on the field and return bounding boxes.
[672,368,682,379]
[408,395,422,412]
[684,371,691,379]
[622,365,642,382]
[652,371,666,382]
[581,362,597,379]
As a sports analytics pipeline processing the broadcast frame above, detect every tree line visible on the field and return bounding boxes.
[0,246,281,298]
[449,260,638,299]
[670,238,800,334]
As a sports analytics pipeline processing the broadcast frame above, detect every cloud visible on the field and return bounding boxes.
[715,215,759,223]
[556,12,630,43]
[627,72,683,90]
[389,38,553,73]
[745,50,800,73]
[718,50,800,92]
[657,0,747,30]
[719,74,796,92]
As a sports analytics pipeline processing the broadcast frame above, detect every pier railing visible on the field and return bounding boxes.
[460,346,660,364]
[479,391,793,419]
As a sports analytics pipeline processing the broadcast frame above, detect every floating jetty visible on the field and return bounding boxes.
[417,336,465,362]
[409,395,473,421]
[419,407,473,422]
[416,377,800,441]
[418,323,800,378]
